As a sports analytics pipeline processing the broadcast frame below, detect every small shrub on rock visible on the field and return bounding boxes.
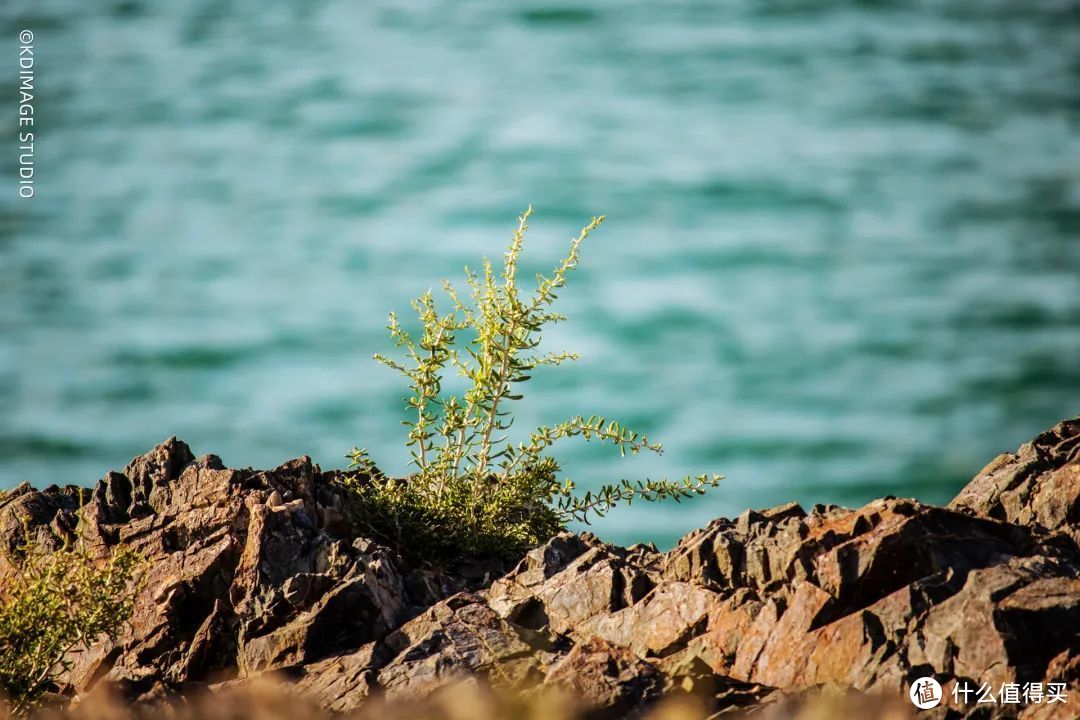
[0,534,142,714]
[347,208,721,559]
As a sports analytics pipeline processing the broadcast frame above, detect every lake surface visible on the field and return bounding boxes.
[2,0,1079,547]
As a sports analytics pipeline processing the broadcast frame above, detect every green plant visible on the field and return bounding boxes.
[0,533,142,714]
[347,207,721,558]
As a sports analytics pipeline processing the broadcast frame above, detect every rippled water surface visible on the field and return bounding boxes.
[2,1,1079,547]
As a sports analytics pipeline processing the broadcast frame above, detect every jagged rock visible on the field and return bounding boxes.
[951,417,1080,537]
[1021,649,1080,719]
[377,592,553,699]
[0,482,83,566]
[576,581,723,659]
[485,533,655,636]
[908,559,1080,686]
[2,416,1078,719]
[542,637,664,719]
[667,589,764,677]
[662,501,815,597]
[280,642,383,713]
[13,440,413,696]
[124,435,196,518]
[657,651,776,712]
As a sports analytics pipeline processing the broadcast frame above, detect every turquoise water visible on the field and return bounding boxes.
[2,1,1079,548]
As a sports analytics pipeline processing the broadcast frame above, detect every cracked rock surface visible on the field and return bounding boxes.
[2,418,1079,718]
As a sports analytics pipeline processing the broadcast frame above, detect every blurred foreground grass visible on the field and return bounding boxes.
[13,677,913,720]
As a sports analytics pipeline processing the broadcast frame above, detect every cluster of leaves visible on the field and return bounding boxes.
[0,533,142,714]
[345,208,721,559]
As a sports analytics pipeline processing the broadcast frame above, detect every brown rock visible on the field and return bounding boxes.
[951,417,1080,533]
[543,637,664,720]
[577,581,722,659]
[124,435,196,517]
[9,439,411,696]
[281,642,383,713]
[486,533,654,635]
[809,499,1034,625]
[908,558,1080,686]
[377,592,550,699]
[0,482,83,567]
[5,416,1079,720]
[680,589,764,675]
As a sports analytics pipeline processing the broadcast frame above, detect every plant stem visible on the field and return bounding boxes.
[475,314,517,478]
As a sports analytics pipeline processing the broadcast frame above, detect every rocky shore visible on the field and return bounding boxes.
[2,418,1078,718]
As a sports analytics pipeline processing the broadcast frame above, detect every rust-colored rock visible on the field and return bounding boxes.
[543,637,664,720]
[950,417,1080,547]
[485,533,655,636]
[281,642,382,713]
[377,592,552,699]
[2,416,1078,719]
[10,439,414,697]
[576,581,722,659]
